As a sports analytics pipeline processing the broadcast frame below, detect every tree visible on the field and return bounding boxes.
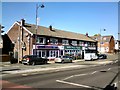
[94,34,101,36]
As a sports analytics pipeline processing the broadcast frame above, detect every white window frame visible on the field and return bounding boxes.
[62,39,69,45]
[36,37,46,44]
[50,38,58,44]
[72,40,77,46]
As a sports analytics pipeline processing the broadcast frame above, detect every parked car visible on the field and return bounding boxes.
[22,55,48,65]
[55,56,73,63]
[98,54,107,59]
[10,57,18,64]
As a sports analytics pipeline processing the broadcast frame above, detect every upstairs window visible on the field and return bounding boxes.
[36,37,46,44]
[103,37,106,40]
[50,38,58,44]
[71,41,77,46]
[62,39,69,45]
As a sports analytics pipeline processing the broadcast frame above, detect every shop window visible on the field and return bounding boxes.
[61,50,63,55]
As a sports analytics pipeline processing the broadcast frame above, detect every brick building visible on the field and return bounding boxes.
[91,35,115,53]
[7,19,97,62]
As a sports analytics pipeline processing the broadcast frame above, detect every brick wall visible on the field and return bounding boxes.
[7,23,33,60]
[97,36,115,53]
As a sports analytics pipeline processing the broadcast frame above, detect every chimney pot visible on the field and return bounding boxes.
[86,32,88,36]
[49,25,52,31]
[21,19,25,26]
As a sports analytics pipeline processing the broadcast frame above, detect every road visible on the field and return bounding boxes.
[2,61,119,90]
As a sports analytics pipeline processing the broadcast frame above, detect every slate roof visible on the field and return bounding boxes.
[17,22,96,42]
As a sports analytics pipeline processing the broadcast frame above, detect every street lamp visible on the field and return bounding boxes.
[35,4,45,56]
[100,29,106,53]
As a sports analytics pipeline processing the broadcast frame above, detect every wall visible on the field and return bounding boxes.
[109,37,115,53]
[7,23,33,61]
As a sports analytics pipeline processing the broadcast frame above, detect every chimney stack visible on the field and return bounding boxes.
[21,19,25,26]
[86,32,88,37]
[49,25,52,31]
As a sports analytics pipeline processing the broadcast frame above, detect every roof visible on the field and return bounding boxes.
[24,23,96,42]
[9,21,96,42]
[91,35,114,43]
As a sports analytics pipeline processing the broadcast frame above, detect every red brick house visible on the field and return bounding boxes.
[91,35,115,53]
[7,19,97,62]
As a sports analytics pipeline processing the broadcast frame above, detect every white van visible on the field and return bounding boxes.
[84,53,98,61]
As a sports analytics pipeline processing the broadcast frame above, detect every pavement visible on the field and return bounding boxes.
[0,53,118,76]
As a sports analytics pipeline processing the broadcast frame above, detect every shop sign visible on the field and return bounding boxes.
[64,46,82,50]
[87,47,96,50]
[36,45,59,49]
[58,46,64,50]
[84,47,96,50]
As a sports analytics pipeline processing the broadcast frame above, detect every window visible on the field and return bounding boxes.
[95,38,97,40]
[79,41,82,46]
[36,37,46,44]
[103,37,106,40]
[62,39,69,45]
[50,38,58,44]
[72,41,77,45]
[82,42,84,46]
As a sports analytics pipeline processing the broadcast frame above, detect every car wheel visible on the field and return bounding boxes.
[91,58,93,61]
[70,60,72,63]
[44,60,47,64]
[61,60,64,63]
[31,62,35,65]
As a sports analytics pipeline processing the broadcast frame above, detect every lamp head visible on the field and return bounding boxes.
[41,4,45,8]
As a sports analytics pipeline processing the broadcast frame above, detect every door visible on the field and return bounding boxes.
[42,50,46,58]
[82,50,84,59]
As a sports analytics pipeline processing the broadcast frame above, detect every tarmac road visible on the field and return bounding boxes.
[1,61,119,89]
[0,54,118,76]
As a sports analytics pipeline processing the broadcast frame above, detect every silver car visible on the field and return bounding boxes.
[55,56,73,63]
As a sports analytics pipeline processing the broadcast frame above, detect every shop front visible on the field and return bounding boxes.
[64,46,82,56]
[32,45,64,59]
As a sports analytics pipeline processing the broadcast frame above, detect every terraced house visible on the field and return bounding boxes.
[7,19,97,62]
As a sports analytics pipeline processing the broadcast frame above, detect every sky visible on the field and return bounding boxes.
[1,2,119,40]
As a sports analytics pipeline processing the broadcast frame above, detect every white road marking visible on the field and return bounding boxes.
[63,76,74,80]
[63,74,88,80]
[74,74,88,77]
[56,80,92,88]
[107,68,111,71]
[63,71,98,81]
[21,74,28,76]
[115,60,118,63]
[114,82,117,87]
[91,71,97,74]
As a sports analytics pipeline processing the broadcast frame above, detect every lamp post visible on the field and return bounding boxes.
[35,4,45,56]
[100,29,106,53]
